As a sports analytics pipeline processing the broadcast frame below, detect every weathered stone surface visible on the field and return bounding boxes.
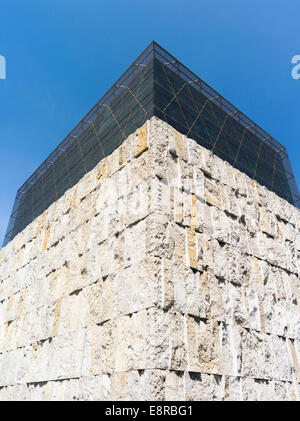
[0,117,299,401]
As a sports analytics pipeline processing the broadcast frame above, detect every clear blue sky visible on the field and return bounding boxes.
[1,0,300,244]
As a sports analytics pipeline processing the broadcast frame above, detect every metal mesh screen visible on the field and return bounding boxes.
[3,41,299,246]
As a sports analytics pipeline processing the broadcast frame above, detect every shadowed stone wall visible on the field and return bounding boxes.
[0,117,299,400]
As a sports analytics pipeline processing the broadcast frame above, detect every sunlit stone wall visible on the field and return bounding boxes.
[0,117,299,401]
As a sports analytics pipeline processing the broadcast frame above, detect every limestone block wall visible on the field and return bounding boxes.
[0,116,299,401]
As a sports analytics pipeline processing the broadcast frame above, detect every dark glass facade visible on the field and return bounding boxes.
[3,42,299,246]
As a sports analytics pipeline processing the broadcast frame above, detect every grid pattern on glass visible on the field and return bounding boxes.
[153,59,293,202]
[3,41,299,247]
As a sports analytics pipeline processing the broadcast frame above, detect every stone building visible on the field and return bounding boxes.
[0,42,299,400]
